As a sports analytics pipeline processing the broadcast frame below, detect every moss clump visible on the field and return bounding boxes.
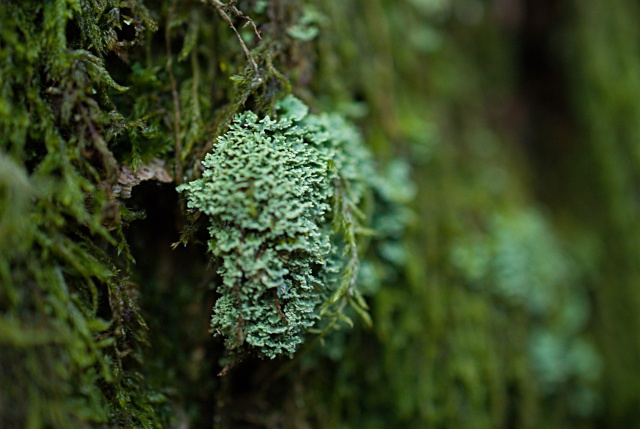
[0,0,167,427]
[178,96,375,359]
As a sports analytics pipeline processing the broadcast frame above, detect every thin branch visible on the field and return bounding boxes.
[79,103,118,179]
[204,0,261,77]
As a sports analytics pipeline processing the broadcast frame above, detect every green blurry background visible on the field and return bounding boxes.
[1,0,639,427]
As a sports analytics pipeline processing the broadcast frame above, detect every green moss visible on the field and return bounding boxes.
[563,0,640,423]
[0,0,167,427]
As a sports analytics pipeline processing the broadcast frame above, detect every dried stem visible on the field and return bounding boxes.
[204,0,261,77]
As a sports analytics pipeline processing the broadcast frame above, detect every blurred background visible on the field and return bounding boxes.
[280,0,640,427]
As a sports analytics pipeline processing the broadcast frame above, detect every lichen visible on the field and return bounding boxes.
[178,96,375,359]
[451,210,602,415]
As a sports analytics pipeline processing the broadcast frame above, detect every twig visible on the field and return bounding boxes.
[217,352,244,376]
[79,103,118,177]
[204,0,261,77]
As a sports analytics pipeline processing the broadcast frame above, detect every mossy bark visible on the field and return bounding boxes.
[1,0,638,428]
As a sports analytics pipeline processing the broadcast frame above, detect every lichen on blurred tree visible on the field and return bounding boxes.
[178,96,377,359]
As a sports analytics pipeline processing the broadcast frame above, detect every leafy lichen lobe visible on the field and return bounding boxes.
[179,96,373,359]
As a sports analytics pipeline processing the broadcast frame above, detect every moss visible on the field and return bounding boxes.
[562,0,640,424]
[0,0,166,427]
[285,1,602,428]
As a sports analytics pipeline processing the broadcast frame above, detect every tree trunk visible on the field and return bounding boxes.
[1,0,637,427]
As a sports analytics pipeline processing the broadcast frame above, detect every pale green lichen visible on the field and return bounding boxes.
[179,96,374,359]
[450,210,602,415]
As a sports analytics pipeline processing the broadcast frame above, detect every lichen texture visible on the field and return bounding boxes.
[179,96,374,359]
